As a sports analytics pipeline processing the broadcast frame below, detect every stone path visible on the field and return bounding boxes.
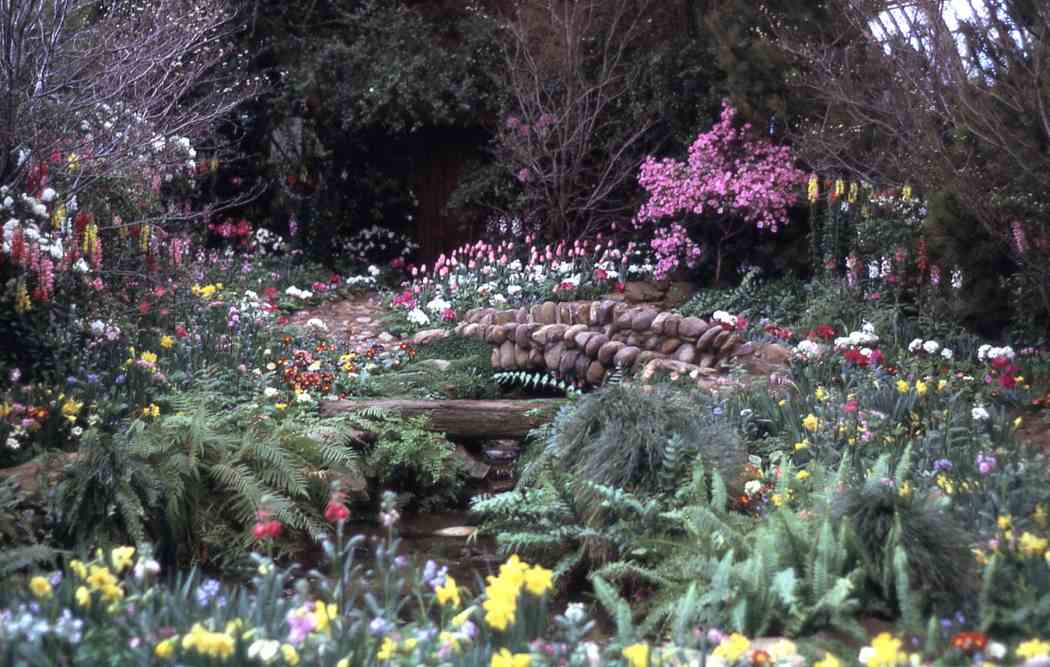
[287,292,400,351]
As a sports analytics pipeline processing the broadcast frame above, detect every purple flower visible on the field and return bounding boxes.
[933,459,953,473]
[976,453,997,475]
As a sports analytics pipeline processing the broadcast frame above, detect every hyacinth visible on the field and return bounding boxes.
[636,100,804,233]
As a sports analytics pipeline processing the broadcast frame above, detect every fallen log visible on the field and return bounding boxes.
[319,399,566,439]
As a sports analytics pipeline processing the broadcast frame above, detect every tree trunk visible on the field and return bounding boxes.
[319,399,567,439]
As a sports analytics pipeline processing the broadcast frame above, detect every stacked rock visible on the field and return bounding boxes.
[452,300,754,387]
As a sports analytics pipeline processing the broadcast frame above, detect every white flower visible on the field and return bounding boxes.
[796,340,823,359]
[263,388,278,398]
[558,261,574,275]
[987,642,1007,659]
[712,310,737,327]
[90,320,106,336]
[860,347,873,357]
[40,188,57,203]
[73,258,90,273]
[368,265,381,277]
[908,338,923,353]
[859,647,875,665]
[247,639,281,663]
[5,436,19,450]
[977,344,991,361]
[508,259,523,272]
[2,196,13,209]
[861,321,876,335]
[305,318,327,331]
[48,239,63,260]
[406,308,430,325]
[941,348,953,360]
[972,405,990,421]
[31,203,47,218]
[426,297,451,313]
[295,392,314,404]
[71,426,83,437]
[490,294,507,306]
[744,480,763,496]
[922,340,940,354]
[506,284,522,296]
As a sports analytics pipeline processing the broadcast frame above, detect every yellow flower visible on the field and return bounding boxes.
[311,601,337,634]
[937,379,948,392]
[154,637,177,660]
[75,586,92,608]
[796,470,811,481]
[915,380,928,397]
[68,153,80,171]
[275,403,287,411]
[61,399,83,422]
[1019,532,1049,557]
[438,631,461,653]
[483,589,517,631]
[1017,639,1050,660]
[140,351,158,365]
[815,386,828,401]
[377,636,396,660]
[901,184,912,201]
[814,652,842,667]
[524,565,554,596]
[143,403,161,418]
[777,399,786,407]
[491,648,531,667]
[436,575,461,607]
[29,576,53,600]
[936,474,954,495]
[793,440,810,451]
[973,548,988,566]
[835,179,845,197]
[860,632,908,666]
[160,335,175,349]
[452,607,475,627]
[181,623,235,659]
[771,494,784,507]
[622,642,650,667]
[111,546,135,573]
[848,181,859,203]
[336,660,349,667]
[896,379,910,394]
[802,414,820,432]
[282,644,300,665]
[1034,504,1048,529]
[712,633,751,663]
[998,515,1013,532]
[807,174,819,203]
[898,481,912,498]
[1014,416,1023,429]
[770,640,798,661]
[69,559,87,579]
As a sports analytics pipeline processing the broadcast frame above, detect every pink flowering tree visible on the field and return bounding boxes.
[635,100,804,284]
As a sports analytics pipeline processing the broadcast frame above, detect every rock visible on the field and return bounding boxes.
[658,338,683,355]
[624,280,666,303]
[527,348,545,369]
[651,312,672,335]
[563,324,590,345]
[613,345,640,367]
[574,353,590,378]
[433,526,477,538]
[455,445,491,480]
[678,316,709,340]
[631,308,658,331]
[411,328,450,345]
[499,340,516,368]
[377,332,396,343]
[675,343,698,364]
[597,340,625,364]
[661,281,698,309]
[662,314,682,338]
[485,325,508,345]
[479,311,495,325]
[626,331,645,347]
[532,324,568,345]
[490,347,501,369]
[596,300,617,325]
[584,333,608,357]
[539,301,558,324]
[697,324,725,351]
[494,311,517,325]
[557,302,574,324]
[559,350,580,375]
[462,323,480,338]
[636,350,663,368]
[418,359,451,372]
[720,332,742,354]
[515,323,539,348]
[712,329,732,351]
[614,306,636,330]
[544,343,566,371]
[355,316,373,324]
[643,335,662,351]
[574,330,597,349]
[572,302,592,323]
[699,353,716,368]
[731,341,755,357]
[586,360,607,385]
[639,358,702,384]
[514,345,530,368]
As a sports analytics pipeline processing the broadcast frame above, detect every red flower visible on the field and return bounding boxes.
[138,300,151,316]
[252,509,283,540]
[324,497,350,524]
[329,274,342,285]
[950,631,987,655]
[264,287,278,302]
[614,282,626,293]
[594,268,608,281]
[175,324,189,339]
[276,316,289,325]
[810,324,836,341]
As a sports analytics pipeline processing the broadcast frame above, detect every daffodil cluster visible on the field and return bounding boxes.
[482,555,554,632]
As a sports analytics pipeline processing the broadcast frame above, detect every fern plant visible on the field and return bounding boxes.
[494,370,581,397]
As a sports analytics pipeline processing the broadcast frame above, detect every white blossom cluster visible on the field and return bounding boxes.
[907,338,953,359]
[977,345,1015,362]
[833,321,879,349]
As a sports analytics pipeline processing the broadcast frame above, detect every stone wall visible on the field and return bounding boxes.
[453,300,755,387]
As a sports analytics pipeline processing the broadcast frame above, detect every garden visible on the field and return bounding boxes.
[2,1,1050,666]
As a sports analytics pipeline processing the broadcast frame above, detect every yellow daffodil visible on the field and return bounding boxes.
[998,515,1013,532]
[1018,532,1048,557]
[1016,639,1050,661]
[814,652,843,667]
[436,576,461,607]
[802,414,820,432]
[712,633,751,663]
[160,335,175,349]
[29,576,53,599]
[859,632,907,666]
[282,644,300,666]
[896,379,910,394]
[815,386,828,401]
[796,470,811,481]
[154,637,177,660]
[76,586,92,608]
[915,380,928,397]
[111,546,135,573]
[524,564,553,596]
[794,440,810,451]
[377,637,396,660]
[491,648,531,667]
[622,643,650,667]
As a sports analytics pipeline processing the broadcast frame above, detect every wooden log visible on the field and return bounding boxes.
[319,399,566,439]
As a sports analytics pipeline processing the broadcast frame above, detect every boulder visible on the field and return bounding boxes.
[499,340,516,368]
[675,343,698,364]
[586,360,607,385]
[631,308,658,331]
[533,324,569,345]
[515,323,539,348]
[539,301,558,324]
[563,324,590,345]
[559,350,580,375]
[662,314,682,338]
[544,343,566,371]
[584,333,609,357]
[574,352,591,378]
[411,329,450,346]
[597,340,625,365]
[623,280,666,303]
[697,324,724,351]
[658,338,683,355]
[678,316,709,340]
[613,345,640,367]
[651,311,672,335]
